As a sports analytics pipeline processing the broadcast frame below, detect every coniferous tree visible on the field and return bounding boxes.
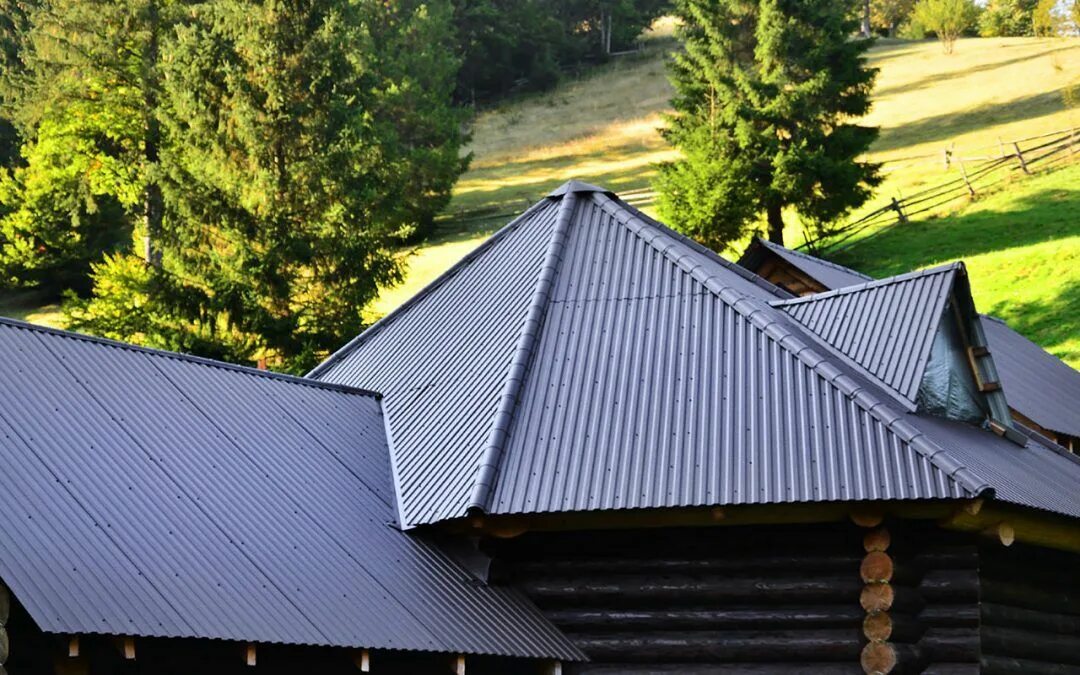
[69,0,466,372]
[655,0,880,248]
[0,0,172,292]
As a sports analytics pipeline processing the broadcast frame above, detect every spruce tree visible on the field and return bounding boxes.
[69,0,466,372]
[656,0,880,248]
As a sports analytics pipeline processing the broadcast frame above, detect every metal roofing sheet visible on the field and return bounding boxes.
[487,193,979,514]
[981,315,1080,438]
[773,266,959,407]
[740,237,874,290]
[0,318,581,660]
[310,198,561,527]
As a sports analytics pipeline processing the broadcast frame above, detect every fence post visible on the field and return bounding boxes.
[997,137,1006,158]
[890,197,907,225]
[1070,128,1077,158]
[943,147,952,169]
[956,156,976,196]
[1013,142,1030,174]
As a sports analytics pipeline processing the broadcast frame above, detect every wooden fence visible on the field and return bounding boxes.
[799,126,1080,253]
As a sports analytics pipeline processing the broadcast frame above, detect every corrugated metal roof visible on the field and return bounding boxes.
[0,317,581,660]
[772,265,960,408]
[737,239,1080,442]
[982,315,1080,438]
[738,237,873,290]
[315,183,1010,525]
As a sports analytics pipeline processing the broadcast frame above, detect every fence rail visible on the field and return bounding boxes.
[800,126,1080,254]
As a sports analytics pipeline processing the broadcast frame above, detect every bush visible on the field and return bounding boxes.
[978,0,1037,36]
[912,0,980,52]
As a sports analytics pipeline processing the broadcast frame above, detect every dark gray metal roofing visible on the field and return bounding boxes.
[772,265,960,409]
[737,239,1080,441]
[314,182,1014,525]
[738,237,874,290]
[0,317,581,660]
[981,315,1080,438]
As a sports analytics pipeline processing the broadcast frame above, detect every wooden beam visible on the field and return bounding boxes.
[122,637,135,660]
[850,508,884,528]
[939,503,1080,551]
[68,636,80,658]
[0,624,7,665]
[245,643,256,667]
[547,661,563,675]
[0,583,8,626]
[455,654,466,675]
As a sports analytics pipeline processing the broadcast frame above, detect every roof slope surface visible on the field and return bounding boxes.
[737,240,1080,441]
[0,318,580,659]
[312,183,1080,525]
[773,265,960,408]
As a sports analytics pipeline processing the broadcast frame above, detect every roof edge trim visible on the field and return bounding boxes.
[468,192,580,514]
[307,197,556,380]
[592,197,992,498]
[547,179,610,197]
[0,316,379,398]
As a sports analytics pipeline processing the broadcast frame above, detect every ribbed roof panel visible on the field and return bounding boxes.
[775,266,959,405]
[0,318,582,660]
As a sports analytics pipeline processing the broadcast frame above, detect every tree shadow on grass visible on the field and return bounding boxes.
[832,182,1080,277]
[873,91,1068,153]
[874,46,1077,99]
[988,280,1080,366]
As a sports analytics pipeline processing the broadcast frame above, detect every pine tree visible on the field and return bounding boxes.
[655,0,880,248]
[69,0,466,372]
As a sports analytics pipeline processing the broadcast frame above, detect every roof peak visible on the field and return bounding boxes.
[547,179,610,197]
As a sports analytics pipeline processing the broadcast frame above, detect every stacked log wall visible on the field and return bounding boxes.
[978,542,1080,675]
[492,523,982,675]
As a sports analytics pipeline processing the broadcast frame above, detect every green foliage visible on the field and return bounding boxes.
[872,0,917,36]
[0,0,162,294]
[451,0,670,102]
[978,0,1037,36]
[72,0,465,372]
[912,0,979,52]
[1032,0,1063,36]
[656,0,880,249]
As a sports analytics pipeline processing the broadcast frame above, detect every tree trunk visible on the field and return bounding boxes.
[766,204,784,245]
[862,0,871,37]
[143,0,163,268]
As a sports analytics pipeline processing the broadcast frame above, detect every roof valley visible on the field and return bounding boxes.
[468,192,580,514]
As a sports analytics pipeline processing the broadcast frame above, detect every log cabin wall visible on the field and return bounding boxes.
[978,542,1080,674]
[490,522,983,675]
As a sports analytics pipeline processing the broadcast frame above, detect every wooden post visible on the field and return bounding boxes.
[68,636,80,658]
[122,637,135,660]
[547,661,563,675]
[956,156,976,196]
[997,136,1005,158]
[857,522,903,674]
[1012,142,1030,174]
[454,654,466,675]
[354,649,371,672]
[245,643,257,667]
[890,198,907,225]
[1070,127,1077,157]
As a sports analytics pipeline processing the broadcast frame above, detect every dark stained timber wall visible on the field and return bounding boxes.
[979,542,1080,675]
[491,522,990,675]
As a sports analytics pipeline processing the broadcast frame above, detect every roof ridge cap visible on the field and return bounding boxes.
[467,191,579,514]
[0,316,379,398]
[761,238,874,280]
[578,207,990,497]
[307,197,555,380]
[772,262,961,308]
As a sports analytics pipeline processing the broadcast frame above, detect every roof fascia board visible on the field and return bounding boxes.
[468,192,579,514]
